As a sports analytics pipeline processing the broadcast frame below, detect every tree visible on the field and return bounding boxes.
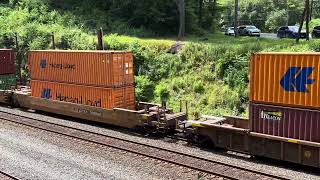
[265,10,288,32]
[176,0,185,39]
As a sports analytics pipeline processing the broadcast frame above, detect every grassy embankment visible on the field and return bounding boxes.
[104,33,317,117]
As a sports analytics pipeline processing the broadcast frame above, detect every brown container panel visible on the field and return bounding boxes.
[29,50,134,87]
[0,49,16,75]
[250,52,320,109]
[250,103,320,143]
[30,80,135,110]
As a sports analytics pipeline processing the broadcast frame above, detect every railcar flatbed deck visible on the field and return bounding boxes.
[0,89,186,131]
[188,116,320,168]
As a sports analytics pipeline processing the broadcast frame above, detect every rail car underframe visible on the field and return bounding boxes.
[0,90,186,130]
[192,116,320,168]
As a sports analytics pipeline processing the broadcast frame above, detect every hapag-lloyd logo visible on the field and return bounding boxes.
[260,111,282,121]
[40,58,76,70]
[41,88,102,107]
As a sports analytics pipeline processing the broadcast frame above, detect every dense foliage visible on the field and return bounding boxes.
[222,0,320,32]
[47,0,222,36]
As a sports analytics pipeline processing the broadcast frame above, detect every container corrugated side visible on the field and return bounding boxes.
[0,49,16,75]
[30,80,135,110]
[250,53,320,109]
[29,50,134,88]
[250,103,320,143]
[0,74,16,90]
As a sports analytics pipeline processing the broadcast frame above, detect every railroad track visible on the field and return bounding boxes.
[0,110,289,180]
[0,170,20,180]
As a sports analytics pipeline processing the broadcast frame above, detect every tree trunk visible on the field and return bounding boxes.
[199,0,203,27]
[234,0,239,38]
[296,2,307,43]
[306,0,310,41]
[176,0,185,40]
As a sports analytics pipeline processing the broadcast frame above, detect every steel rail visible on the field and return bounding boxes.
[0,171,20,180]
[0,110,289,180]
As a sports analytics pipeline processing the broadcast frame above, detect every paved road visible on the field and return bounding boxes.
[260,33,278,39]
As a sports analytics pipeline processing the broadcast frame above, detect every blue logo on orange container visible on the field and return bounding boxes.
[40,59,47,69]
[41,88,52,99]
[280,67,315,93]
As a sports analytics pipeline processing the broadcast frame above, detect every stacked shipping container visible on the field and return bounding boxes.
[29,50,135,110]
[250,52,320,143]
[0,49,16,90]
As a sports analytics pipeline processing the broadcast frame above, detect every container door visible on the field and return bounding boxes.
[124,53,134,86]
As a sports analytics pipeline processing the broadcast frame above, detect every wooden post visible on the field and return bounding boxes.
[14,33,21,85]
[97,28,104,50]
[185,101,188,118]
[51,32,56,49]
[14,33,18,51]
[179,100,182,112]
[234,0,239,38]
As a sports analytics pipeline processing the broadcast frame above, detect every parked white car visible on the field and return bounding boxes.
[225,27,235,36]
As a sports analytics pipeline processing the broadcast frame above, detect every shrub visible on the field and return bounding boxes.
[193,81,205,94]
[155,84,170,102]
[135,76,155,102]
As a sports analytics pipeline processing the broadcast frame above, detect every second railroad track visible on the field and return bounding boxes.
[0,110,289,180]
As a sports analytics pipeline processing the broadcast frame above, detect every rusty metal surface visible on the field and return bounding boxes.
[13,93,144,128]
[29,50,134,88]
[250,53,320,109]
[249,133,320,168]
[0,49,15,75]
[250,103,320,143]
[196,118,320,168]
[31,80,135,110]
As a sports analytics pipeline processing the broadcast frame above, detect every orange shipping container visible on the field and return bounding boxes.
[29,50,134,88]
[31,80,135,110]
[250,52,320,109]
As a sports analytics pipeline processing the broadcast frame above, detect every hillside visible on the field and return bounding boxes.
[1,0,320,117]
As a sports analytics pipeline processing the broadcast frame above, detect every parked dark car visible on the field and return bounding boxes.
[237,25,261,37]
[312,26,320,38]
[277,26,307,39]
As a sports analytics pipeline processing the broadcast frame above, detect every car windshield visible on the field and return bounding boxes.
[247,26,257,29]
[288,26,299,31]
[229,27,234,30]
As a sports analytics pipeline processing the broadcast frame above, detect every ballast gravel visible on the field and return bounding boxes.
[0,119,218,180]
[0,106,319,180]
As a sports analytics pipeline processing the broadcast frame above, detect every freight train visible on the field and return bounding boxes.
[0,49,320,169]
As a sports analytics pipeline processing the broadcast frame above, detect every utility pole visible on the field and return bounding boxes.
[234,0,239,38]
